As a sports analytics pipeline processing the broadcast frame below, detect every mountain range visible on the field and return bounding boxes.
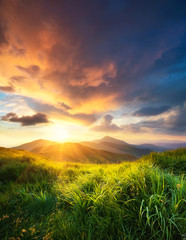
[12,135,186,163]
[13,138,136,164]
[81,136,153,158]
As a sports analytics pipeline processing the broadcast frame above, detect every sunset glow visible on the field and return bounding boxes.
[0,0,186,147]
[47,124,69,142]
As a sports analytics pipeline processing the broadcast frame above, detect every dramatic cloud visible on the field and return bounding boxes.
[91,103,186,135]
[166,104,186,133]
[2,112,49,126]
[122,104,186,135]
[92,115,122,132]
[0,1,185,107]
[25,97,97,125]
[0,0,186,138]
[133,106,171,116]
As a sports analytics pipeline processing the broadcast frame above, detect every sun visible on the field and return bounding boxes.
[47,124,69,142]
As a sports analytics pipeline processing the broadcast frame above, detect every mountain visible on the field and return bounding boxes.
[134,144,167,152]
[94,136,129,145]
[14,139,58,152]
[14,140,136,163]
[155,142,186,149]
[14,136,171,162]
[82,136,152,158]
[81,141,125,154]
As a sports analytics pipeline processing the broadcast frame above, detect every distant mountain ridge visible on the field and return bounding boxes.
[93,136,129,145]
[155,142,186,149]
[14,139,136,163]
[14,139,58,152]
[13,136,186,163]
[134,144,167,152]
[82,136,152,158]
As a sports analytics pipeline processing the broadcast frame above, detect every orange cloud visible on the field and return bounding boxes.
[70,62,117,87]
[0,0,121,122]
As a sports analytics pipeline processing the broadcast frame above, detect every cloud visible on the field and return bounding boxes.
[122,104,186,135]
[1,1,184,102]
[91,115,122,132]
[0,16,7,48]
[0,86,15,92]
[16,65,40,77]
[68,62,117,87]
[2,112,16,121]
[166,104,186,132]
[9,46,26,56]
[1,112,49,126]
[10,76,26,82]
[91,103,186,135]
[58,102,72,111]
[133,105,171,116]
[25,97,97,125]
[0,0,186,131]
[72,113,97,125]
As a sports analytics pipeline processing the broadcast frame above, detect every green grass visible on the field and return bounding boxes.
[0,147,185,240]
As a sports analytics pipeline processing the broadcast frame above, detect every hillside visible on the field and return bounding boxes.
[14,140,136,163]
[93,136,129,145]
[14,137,167,160]
[13,139,58,152]
[0,146,49,163]
[82,136,152,157]
[0,147,185,239]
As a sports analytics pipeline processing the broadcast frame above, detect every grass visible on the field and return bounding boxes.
[0,147,185,240]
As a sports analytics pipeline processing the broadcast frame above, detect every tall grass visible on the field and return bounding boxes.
[142,148,186,174]
[0,148,185,239]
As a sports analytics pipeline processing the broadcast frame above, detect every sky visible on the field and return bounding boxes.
[0,0,186,147]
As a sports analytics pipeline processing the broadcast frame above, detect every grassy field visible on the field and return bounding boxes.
[0,147,185,240]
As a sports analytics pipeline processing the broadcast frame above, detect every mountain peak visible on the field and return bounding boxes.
[95,136,128,145]
[13,139,57,151]
[102,136,114,140]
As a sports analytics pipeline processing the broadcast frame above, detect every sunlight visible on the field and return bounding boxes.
[48,124,69,141]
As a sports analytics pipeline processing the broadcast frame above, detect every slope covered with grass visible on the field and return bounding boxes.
[0,148,185,240]
[14,140,137,163]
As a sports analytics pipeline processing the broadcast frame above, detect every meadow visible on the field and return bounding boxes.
[0,147,185,240]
